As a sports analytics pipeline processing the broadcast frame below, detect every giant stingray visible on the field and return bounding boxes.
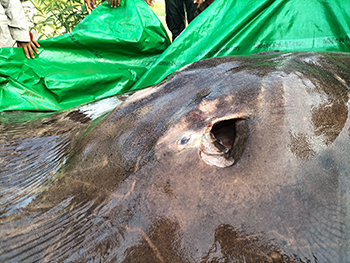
[1,52,350,262]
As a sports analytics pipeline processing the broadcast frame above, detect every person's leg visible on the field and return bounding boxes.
[165,0,186,41]
[184,0,196,24]
[192,0,209,18]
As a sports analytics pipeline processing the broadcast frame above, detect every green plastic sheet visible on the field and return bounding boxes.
[1,0,350,112]
[132,0,350,90]
[0,0,170,111]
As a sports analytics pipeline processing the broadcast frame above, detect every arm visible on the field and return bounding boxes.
[17,37,40,60]
[85,0,96,10]
[2,0,39,59]
[145,0,154,6]
[86,0,120,9]
[195,0,204,8]
[106,0,120,8]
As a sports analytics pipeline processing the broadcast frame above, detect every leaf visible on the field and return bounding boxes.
[27,0,92,39]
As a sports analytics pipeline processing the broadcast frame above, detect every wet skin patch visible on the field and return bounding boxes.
[1,52,350,262]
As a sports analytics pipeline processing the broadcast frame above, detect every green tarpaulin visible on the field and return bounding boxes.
[0,0,170,111]
[1,0,350,112]
[132,0,350,89]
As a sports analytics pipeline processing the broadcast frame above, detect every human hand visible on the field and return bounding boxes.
[17,40,40,59]
[85,0,96,10]
[107,0,120,8]
[146,0,155,6]
[195,0,204,8]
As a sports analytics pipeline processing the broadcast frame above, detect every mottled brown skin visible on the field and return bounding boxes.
[1,52,350,262]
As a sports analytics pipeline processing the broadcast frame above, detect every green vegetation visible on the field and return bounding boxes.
[28,0,101,39]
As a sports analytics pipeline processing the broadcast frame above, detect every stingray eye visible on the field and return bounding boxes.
[176,135,192,152]
[200,118,249,168]
[180,138,190,145]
